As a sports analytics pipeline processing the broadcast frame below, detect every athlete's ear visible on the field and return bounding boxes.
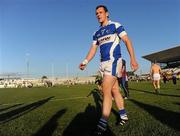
[106,12,109,18]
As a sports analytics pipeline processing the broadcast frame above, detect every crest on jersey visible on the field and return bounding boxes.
[106,29,110,33]
[101,29,106,35]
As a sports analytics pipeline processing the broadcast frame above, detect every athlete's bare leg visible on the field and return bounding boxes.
[157,80,160,89]
[153,81,157,89]
[112,79,124,110]
[101,75,116,120]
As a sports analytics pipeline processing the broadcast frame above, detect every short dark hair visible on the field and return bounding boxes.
[96,5,108,12]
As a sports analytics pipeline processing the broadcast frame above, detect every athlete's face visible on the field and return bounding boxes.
[96,7,109,24]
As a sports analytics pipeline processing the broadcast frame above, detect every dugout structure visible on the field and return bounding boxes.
[142,46,180,69]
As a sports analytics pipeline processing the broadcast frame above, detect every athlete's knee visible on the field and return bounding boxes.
[112,86,119,93]
[103,91,112,100]
[102,83,113,94]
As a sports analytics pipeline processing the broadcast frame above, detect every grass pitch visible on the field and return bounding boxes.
[0,81,179,136]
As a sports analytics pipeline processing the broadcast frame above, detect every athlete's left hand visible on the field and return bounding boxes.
[131,59,139,72]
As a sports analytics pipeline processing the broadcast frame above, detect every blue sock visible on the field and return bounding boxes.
[119,109,127,118]
[97,118,108,131]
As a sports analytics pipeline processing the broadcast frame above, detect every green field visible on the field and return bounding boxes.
[0,81,180,136]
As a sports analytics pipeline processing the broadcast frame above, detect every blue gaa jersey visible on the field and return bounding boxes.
[93,20,127,62]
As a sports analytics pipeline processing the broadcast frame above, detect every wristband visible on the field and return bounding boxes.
[82,59,88,65]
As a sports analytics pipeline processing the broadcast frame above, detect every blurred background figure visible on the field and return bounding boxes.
[172,70,177,85]
[118,59,129,99]
[150,62,161,94]
[162,73,167,84]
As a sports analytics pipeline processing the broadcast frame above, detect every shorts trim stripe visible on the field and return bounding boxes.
[112,59,118,76]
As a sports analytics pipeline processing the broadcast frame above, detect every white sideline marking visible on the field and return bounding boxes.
[0,96,88,106]
[51,96,87,101]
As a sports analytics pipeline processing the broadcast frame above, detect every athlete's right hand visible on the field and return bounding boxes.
[79,59,88,70]
[79,63,86,70]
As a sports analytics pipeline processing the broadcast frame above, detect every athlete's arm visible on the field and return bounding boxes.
[121,35,139,71]
[85,44,98,62]
[79,44,98,70]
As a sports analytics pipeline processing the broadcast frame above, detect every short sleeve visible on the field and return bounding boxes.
[92,32,98,45]
[114,22,127,38]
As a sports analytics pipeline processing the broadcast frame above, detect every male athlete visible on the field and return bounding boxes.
[150,62,161,93]
[79,5,138,136]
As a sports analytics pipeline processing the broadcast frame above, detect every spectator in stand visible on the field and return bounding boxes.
[172,70,177,85]
[162,73,167,84]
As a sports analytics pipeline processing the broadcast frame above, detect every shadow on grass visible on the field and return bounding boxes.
[129,88,180,97]
[174,102,180,106]
[0,104,22,112]
[130,99,180,131]
[89,89,125,129]
[111,108,120,125]
[63,103,98,136]
[0,96,54,124]
[63,89,116,136]
[33,108,67,136]
[87,89,102,115]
